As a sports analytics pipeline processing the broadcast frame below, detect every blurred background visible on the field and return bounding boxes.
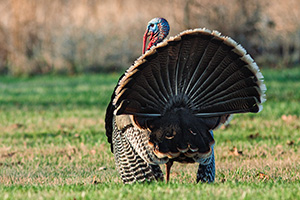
[0,0,299,76]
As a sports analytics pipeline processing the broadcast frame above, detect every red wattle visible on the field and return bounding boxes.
[142,31,148,54]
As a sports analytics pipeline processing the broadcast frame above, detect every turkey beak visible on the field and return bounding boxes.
[143,30,150,54]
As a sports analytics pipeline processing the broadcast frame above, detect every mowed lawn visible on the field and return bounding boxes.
[0,67,300,199]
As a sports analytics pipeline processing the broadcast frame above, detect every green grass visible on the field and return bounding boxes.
[0,68,300,199]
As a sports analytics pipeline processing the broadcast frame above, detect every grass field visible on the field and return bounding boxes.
[0,67,300,199]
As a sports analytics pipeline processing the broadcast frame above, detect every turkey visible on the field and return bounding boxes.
[105,17,266,184]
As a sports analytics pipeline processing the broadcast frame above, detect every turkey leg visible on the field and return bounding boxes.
[165,160,173,183]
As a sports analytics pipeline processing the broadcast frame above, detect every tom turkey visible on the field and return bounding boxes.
[105,17,266,184]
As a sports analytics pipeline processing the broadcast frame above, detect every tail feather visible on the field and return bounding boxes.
[198,97,260,114]
[190,66,259,111]
[186,38,220,97]
[202,87,261,108]
[190,58,246,102]
[150,58,170,101]
[183,35,212,95]
[157,46,173,98]
[167,41,181,95]
[197,77,259,106]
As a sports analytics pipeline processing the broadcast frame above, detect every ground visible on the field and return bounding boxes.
[0,68,300,199]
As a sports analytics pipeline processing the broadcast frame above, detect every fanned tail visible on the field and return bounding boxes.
[113,29,265,119]
[109,28,266,161]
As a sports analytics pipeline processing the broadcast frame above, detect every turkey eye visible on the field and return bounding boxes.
[150,24,154,27]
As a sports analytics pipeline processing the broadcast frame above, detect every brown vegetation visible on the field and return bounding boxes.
[0,0,299,75]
